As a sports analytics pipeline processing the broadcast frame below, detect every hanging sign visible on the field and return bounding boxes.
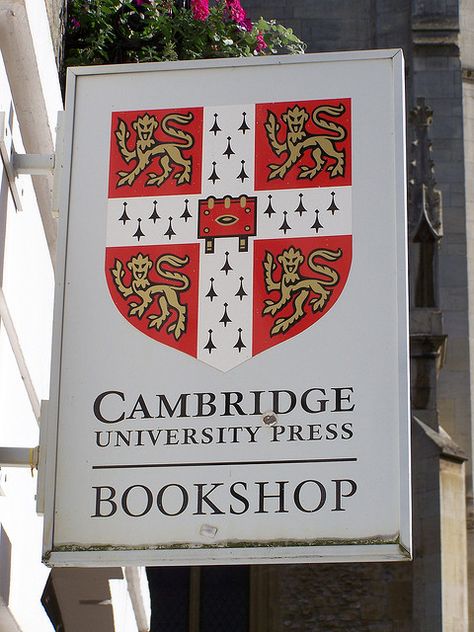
[42,50,411,566]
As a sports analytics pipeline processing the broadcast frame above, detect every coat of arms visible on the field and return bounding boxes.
[106,99,352,371]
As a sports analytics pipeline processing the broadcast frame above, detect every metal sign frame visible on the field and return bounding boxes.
[41,50,411,567]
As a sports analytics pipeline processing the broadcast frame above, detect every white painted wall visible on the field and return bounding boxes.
[0,47,55,631]
[0,2,151,630]
[109,568,151,632]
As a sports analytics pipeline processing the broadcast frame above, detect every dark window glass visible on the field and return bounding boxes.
[147,566,190,632]
[199,566,249,632]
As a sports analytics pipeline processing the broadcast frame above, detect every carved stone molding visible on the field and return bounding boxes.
[412,16,459,52]
[408,98,443,308]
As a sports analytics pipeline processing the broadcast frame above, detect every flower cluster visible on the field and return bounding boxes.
[191,0,209,21]
[255,30,267,52]
[65,0,305,68]
[223,0,249,29]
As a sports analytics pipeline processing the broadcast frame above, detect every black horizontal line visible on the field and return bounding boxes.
[92,457,357,470]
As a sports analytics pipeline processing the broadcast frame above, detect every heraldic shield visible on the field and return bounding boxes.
[106,99,352,371]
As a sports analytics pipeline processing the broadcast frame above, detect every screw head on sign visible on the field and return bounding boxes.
[262,411,278,426]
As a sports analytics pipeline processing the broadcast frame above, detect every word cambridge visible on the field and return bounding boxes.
[93,385,356,422]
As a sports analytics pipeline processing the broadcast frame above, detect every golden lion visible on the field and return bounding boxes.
[263,246,342,335]
[111,253,190,339]
[115,112,195,188]
[265,103,347,181]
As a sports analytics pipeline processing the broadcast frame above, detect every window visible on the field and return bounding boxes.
[147,565,250,632]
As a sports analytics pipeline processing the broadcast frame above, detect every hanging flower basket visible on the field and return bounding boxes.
[65,0,306,66]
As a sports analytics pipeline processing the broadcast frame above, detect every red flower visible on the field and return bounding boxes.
[255,30,267,52]
[191,0,209,20]
[225,0,247,27]
[242,17,253,32]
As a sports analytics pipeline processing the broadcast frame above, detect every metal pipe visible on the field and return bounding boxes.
[12,152,55,175]
[0,446,38,468]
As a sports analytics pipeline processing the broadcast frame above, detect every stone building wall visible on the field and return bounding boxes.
[460,1,474,628]
[44,0,66,67]
[243,1,472,630]
[273,562,412,632]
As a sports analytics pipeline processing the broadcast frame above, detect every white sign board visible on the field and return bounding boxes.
[42,50,411,566]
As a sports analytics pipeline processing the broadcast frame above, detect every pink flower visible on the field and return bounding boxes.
[255,30,267,52]
[242,17,253,32]
[225,0,247,27]
[70,17,81,30]
[192,0,209,20]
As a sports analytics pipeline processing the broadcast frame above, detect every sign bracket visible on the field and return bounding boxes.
[12,152,55,175]
[0,446,38,469]
[0,110,55,213]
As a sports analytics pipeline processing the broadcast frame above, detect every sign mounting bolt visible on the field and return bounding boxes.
[262,411,278,426]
